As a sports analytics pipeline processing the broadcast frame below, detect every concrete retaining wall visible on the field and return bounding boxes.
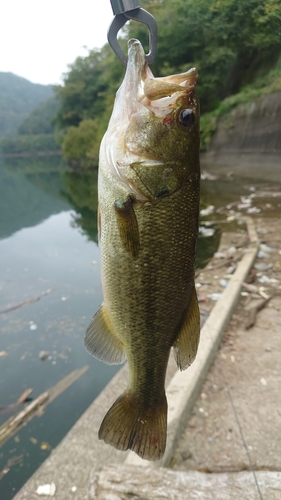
[201,91,281,181]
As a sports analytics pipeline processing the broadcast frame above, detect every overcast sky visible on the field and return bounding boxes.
[0,1,114,85]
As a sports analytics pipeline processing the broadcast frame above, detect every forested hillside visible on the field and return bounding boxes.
[54,0,281,168]
[18,95,60,135]
[0,72,53,137]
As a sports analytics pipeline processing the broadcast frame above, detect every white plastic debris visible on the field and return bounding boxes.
[227,246,236,255]
[260,243,276,253]
[29,322,37,331]
[36,482,56,496]
[219,279,228,288]
[214,252,226,259]
[258,275,279,285]
[254,262,273,272]
[257,251,270,259]
[200,205,215,216]
[199,226,215,237]
[226,265,236,274]
[207,293,222,301]
[247,206,261,214]
[237,202,252,209]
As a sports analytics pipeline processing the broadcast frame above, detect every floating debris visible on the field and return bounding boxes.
[40,441,52,451]
[0,351,8,358]
[29,321,37,331]
[39,351,49,361]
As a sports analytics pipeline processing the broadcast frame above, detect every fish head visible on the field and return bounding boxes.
[100,39,200,201]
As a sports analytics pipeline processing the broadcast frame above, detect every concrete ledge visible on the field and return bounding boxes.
[126,217,258,467]
[89,464,281,500]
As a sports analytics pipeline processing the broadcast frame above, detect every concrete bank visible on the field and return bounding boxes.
[200,91,281,182]
[14,219,258,499]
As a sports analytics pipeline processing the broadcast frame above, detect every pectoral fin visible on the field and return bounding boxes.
[173,286,200,370]
[114,196,140,259]
[84,305,126,365]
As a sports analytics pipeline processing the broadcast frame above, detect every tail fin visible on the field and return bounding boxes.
[98,390,167,461]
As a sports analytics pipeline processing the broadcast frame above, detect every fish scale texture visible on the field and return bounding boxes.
[99,170,200,403]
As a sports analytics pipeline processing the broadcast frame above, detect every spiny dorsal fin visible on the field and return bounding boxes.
[84,305,126,365]
[173,286,200,370]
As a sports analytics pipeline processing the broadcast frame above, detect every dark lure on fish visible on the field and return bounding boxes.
[85,39,201,461]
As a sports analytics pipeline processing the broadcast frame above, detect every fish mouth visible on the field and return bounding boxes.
[125,39,198,117]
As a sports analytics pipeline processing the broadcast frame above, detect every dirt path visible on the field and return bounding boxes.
[171,217,281,476]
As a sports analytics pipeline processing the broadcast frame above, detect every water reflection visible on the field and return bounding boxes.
[62,171,98,243]
[0,158,110,499]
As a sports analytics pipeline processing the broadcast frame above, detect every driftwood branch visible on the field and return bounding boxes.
[0,289,54,315]
[0,365,89,446]
[0,392,49,445]
[245,296,273,329]
[0,388,33,416]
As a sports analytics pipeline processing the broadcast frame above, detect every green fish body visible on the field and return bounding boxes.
[85,39,201,461]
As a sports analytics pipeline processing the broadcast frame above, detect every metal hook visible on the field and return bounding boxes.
[107,3,158,66]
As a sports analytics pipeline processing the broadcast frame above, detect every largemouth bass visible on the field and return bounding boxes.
[85,39,200,461]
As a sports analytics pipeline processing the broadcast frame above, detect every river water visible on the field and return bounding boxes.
[0,156,279,498]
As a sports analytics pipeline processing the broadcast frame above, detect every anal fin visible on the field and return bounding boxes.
[173,286,200,370]
[84,305,126,365]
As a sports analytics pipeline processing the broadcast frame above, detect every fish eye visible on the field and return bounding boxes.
[178,108,194,128]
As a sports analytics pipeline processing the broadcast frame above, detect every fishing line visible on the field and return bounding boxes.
[217,358,264,500]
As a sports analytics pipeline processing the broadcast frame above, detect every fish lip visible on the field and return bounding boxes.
[124,39,152,107]
[125,40,198,113]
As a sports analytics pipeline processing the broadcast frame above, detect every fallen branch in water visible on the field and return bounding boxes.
[0,392,49,446]
[0,289,54,315]
[0,388,33,416]
[0,365,89,446]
